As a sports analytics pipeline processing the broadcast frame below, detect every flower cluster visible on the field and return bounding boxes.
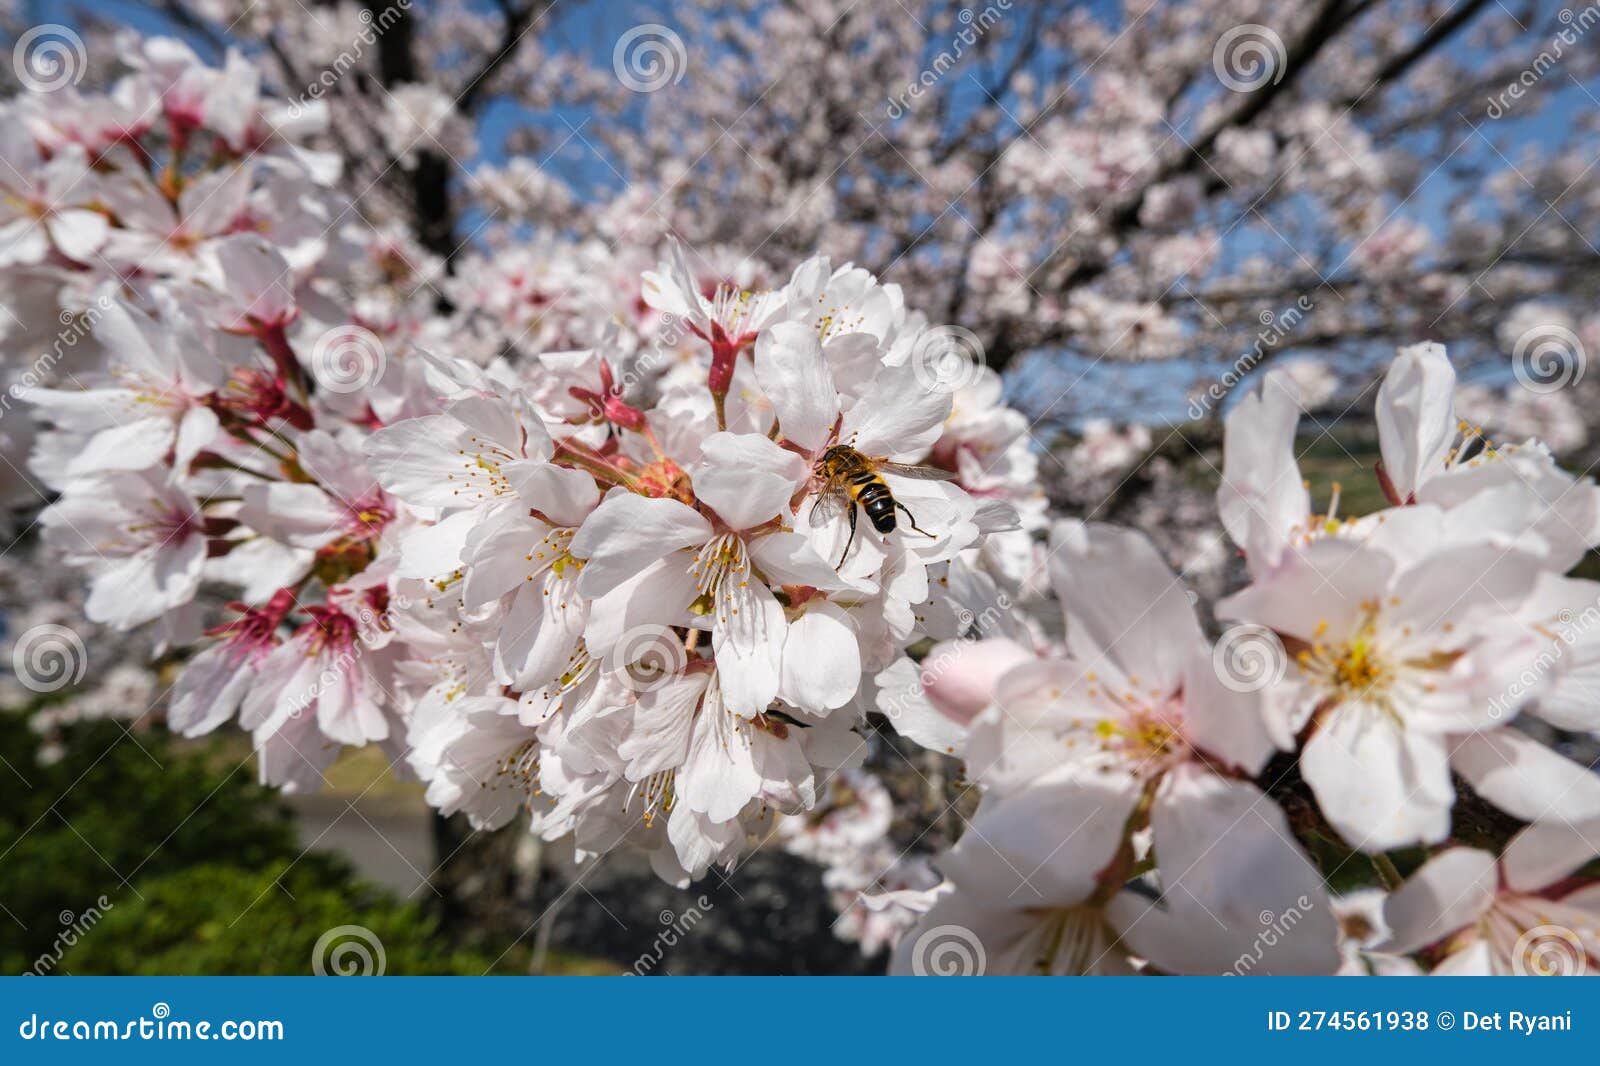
[13,46,1028,886]
[12,27,1600,976]
[897,343,1600,975]
[387,244,1023,881]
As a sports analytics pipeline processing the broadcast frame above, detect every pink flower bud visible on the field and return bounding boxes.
[920,638,1034,725]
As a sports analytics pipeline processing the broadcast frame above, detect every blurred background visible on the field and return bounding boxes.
[3,0,1598,974]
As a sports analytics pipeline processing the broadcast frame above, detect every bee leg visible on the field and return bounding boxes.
[836,504,858,569]
[895,501,938,539]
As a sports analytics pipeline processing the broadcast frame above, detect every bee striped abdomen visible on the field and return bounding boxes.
[852,475,897,533]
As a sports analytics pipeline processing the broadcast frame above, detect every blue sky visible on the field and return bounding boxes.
[24,0,1592,427]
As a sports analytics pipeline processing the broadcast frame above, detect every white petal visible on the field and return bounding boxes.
[571,493,711,598]
[1219,369,1309,571]
[1378,847,1497,955]
[168,642,253,737]
[1301,706,1454,851]
[1502,822,1600,893]
[919,637,1034,727]
[1111,767,1340,975]
[495,578,584,690]
[216,236,294,325]
[1217,537,1395,645]
[939,762,1140,907]
[753,321,839,451]
[691,431,807,531]
[680,702,761,824]
[582,557,698,656]
[504,460,599,527]
[365,415,470,509]
[46,209,109,261]
[747,530,851,592]
[1450,728,1600,828]
[713,581,786,716]
[1048,519,1200,690]
[780,601,860,712]
[460,506,543,609]
[618,672,706,780]
[238,482,344,549]
[1375,341,1455,501]
[841,362,952,460]
[396,510,477,580]
[1180,641,1277,775]
[873,657,969,756]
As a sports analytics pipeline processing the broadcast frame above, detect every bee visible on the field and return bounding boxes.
[810,445,955,566]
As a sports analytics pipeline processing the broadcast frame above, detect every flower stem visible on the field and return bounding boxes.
[1372,853,1403,890]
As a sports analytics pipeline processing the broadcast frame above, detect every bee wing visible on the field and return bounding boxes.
[875,460,958,482]
[808,488,850,527]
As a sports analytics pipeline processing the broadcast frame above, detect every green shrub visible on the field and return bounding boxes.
[2,713,603,975]
[1,715,301,974]
[61,856,517,975]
